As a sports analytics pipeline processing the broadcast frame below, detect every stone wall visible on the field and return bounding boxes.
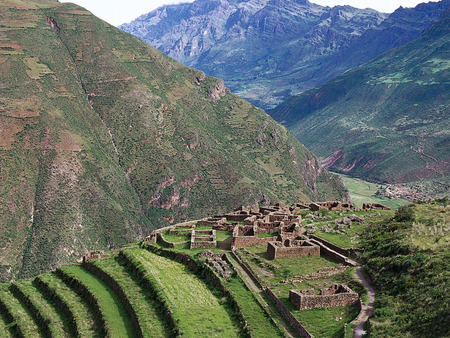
[264,288,313,338]
[266,240,320,260]
[289,284,358,310]
[232,235,278,249]
[157,233,189,248]
[309,239,358,266]
[190,229,216,249]
[310,235,349,257]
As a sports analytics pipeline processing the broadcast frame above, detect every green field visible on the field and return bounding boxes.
[11,280,69,337]
[60,265,135,337]
[0,285,41,337]
[338,174,410,209]
[38,273,98,337]
[124,248,240,337]
[92,257,170,337]
[224,254,284,337]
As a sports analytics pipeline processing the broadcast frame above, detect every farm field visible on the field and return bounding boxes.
[124,248,240,337]
[59,265,135,337]
[338,174,410,209]
[91,257,170,337]
[37,273,98,337]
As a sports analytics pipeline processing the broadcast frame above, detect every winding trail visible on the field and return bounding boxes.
[353,266,376,337]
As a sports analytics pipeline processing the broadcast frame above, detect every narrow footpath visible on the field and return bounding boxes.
[353,266,376,337]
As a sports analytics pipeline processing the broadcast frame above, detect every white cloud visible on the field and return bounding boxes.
[60,0,435,26]
[59,0,194,26]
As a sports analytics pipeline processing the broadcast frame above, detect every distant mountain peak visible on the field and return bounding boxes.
[120,0,448,109]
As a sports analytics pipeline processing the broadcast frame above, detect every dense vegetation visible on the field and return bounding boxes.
[270,8,450,192]
[0,0,347,282]
[360,200,449,336]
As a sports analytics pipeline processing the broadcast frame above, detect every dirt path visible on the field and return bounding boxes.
[353,266,376,337]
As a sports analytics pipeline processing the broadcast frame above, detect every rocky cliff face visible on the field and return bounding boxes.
[120,0,387,108]
[120,0,449,109]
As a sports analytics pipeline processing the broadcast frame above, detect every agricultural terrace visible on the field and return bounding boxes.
[124,248,240,337]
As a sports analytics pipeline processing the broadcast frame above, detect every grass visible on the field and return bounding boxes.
[224,255,284,337]
[286,302,360,337]
[161,230,190,243]
[0,284,41,337]
[305,209,394,249]
[313,222,368,249]
[337,174,410,209]
[257,232,278,239]
[12,280,69,337]
[409,202,450,250]
[59,265,135,337]
[38,272,98,337]
[124,248,240,337]
[92,257,170,337]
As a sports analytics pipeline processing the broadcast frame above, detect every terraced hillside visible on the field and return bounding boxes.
[0,0,347,282]
[270,8,450,192]
[0,201,447,337]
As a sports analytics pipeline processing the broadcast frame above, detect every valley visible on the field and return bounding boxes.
[0,0,448,336]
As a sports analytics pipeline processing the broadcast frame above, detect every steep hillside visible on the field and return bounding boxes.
[120,0,449,109]
[270,8,450,190]
[0,0,347,282]
[360,200,449,336]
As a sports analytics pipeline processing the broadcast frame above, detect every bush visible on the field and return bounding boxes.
[394,206,415,222]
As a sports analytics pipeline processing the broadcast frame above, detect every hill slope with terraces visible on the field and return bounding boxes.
[0,0,347,282]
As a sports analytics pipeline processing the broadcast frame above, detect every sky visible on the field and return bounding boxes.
[59,0,433,26]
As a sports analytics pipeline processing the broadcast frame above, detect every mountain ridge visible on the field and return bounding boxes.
[270,7,450,191]
[120,0,449,109]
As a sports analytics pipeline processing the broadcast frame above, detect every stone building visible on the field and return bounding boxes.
[190,229,217,249]
[266,239,320,260]
[289,284,359,310]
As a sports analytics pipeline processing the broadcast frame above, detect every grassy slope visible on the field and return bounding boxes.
[360,201,449,336]
[0,0,347,282]
[38,272,98,337]
[0,285,42,337]
[224,256,284,338]
[92,257,170,338]
[59,265,135,337]
[12,280,69,337]
[125,248,240,337]
[270,9,450,187]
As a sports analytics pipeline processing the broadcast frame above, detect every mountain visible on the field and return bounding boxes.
[0,0,347,282]
[119,0,449,109]
[270,8,450,191]
[119,0,387,108]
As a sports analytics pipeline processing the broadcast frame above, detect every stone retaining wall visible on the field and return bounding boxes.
[232,235,278,249]
[264,288,313,338]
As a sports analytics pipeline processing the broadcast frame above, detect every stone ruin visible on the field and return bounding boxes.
[83,250,110,262]
[362,203,390,210]
[266,239,320,260]
[308,201,354,211]
[190,229,217,249]
[289,284,359,310]
[198,250,232,278]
